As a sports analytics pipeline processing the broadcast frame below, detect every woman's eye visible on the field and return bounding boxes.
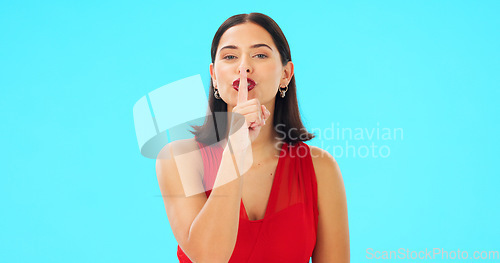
[222,54,267,60]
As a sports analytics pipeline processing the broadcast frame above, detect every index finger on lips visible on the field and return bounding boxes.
[237,66,248,105]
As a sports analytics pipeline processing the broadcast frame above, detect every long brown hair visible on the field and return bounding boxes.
[191,13,314,146]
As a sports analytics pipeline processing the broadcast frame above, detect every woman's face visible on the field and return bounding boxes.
[210,22,293,106]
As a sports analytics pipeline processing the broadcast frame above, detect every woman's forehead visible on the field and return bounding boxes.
[218,23,276,51]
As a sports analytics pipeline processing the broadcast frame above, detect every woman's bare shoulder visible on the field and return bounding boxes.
[157,138,203,175]
[306,144,342,185]
[307,145,337,168]
[158,137,201,159]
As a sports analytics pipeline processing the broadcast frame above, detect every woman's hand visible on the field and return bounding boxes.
[225,67,271,176]
[230,67,271,143]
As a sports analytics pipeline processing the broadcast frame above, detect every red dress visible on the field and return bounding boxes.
[177,141,319,262]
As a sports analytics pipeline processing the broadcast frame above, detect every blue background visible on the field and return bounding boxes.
[1,0,498,262]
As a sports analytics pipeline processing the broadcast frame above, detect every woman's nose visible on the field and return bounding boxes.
[238,57,252,74]
[238,65,251,74]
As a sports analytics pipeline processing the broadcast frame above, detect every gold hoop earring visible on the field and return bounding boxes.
[279,85,288,98]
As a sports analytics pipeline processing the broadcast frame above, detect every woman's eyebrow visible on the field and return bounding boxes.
[219,43,273,52]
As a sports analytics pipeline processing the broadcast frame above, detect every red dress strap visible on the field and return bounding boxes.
[195,141,224,195]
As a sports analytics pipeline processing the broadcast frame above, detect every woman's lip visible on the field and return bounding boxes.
[233,78,256,91]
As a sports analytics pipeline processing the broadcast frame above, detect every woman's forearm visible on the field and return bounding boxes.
[185,147,244,263]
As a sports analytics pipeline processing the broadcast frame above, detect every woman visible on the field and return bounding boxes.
[156,13,349,262]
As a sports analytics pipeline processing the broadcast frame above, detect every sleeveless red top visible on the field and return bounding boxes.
[177,141,319,262]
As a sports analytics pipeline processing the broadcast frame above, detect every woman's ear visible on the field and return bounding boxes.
[282,61,294,85]
[210,63,217,86]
